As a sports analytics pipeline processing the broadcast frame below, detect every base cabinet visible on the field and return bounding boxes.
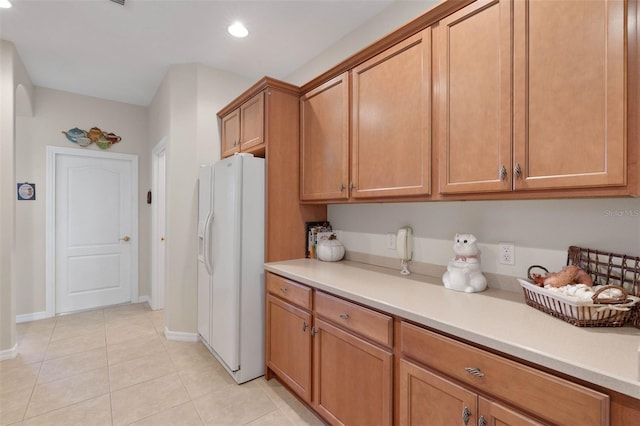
[265,273,623,425]
[399,359,544,426]
[265,294,312,402]
[266,273,393,426]
[400,321,609,425]
[314,317,392,426]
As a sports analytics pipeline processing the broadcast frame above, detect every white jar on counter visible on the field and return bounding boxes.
[317,238,345,262]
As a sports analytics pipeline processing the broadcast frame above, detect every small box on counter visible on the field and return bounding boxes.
[305,221,332,259]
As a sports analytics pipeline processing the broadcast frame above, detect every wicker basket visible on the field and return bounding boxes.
[519,279,639,327]
[520,246,640,328]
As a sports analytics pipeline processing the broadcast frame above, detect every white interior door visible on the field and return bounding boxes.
[152,142,167,310]
[53,150,138,314]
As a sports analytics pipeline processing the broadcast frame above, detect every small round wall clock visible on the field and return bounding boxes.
[17,182,35,200]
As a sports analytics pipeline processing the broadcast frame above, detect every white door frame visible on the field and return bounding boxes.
[45,146,139,318]
[151,139,168,310]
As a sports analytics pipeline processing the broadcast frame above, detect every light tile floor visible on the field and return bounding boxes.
[0,303,324,426]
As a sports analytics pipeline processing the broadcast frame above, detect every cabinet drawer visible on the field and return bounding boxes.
[315,291,393,348]
[266,273,312,310]
[400,322,609,425]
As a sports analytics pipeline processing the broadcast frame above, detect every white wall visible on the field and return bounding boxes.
[149,63,252,335]
[286,0,438,86]
[196,65,254,165]
[289,2,640,283]
[1,39,34,356]
[14,87,149,317]
[329,199,640,282]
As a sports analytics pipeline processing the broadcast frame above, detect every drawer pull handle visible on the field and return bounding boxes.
[339,313,349,320]
[280,287,287,293]
[478,416,487,426]
[499,165,507,181]
[514,162,522,179]
[462,406,471,425]
[465,367,484,377]
[302,321,308,332]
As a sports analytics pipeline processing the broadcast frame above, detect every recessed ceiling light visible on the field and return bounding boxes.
[228,22,248,38]
[0,0,12,9]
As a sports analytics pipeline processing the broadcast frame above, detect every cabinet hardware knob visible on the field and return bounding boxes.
[514,162,522,179]
[160,237,165,241]
[478,416,487,426]
[464,367,485,377]
[339,313,349,320]
[340,183,345,192]
[499,165,507,181]
[349,182,355,190]
[302,321,308,332]
[462,406,471,425]
[311,327,318,336]
[120,236,131,242]
[280,287,287,293]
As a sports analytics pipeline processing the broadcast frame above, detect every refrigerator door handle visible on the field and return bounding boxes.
[203,211,214,275]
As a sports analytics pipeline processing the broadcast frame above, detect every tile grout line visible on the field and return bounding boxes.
[8,305,321,426]
[168,343,207,426]
[20,315,57,423]
[101,308,116,426]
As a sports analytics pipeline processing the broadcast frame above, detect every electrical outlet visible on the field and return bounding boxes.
[387,233,396,250]
[499,242,515,265]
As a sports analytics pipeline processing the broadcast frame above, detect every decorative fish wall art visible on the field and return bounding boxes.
[61,126,121,149]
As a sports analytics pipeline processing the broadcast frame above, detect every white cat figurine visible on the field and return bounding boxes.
[442,234,488,293]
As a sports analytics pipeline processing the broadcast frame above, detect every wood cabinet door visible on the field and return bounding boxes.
[437,0,512,194]
[351,28,431,199]
[240,91,265,153]
[300,73,350,201]
[221,109,241,158]
[399,358,477,426]
[266,294,312,403]
[478,397,547,426]
[513,0,626,190]
[313,317,392,426]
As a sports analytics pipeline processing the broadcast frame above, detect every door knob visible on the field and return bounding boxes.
[120,236,131,242]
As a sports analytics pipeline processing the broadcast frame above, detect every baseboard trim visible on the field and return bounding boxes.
[16,311,51,324]
[138,295,151,304]
[0,344,18,361]
[164,326,198,342]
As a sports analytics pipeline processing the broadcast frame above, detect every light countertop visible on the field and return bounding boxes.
[264,258,640,399]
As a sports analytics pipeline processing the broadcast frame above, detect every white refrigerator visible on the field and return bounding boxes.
[197,153,265,384]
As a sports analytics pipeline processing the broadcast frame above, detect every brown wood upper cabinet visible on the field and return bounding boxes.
[217,77,327,261]
[352,28,432,199]
[221,91,265,158]
[438,0,627,194]
[221,108,241,157]
[300,73,350,201]
[300,28,432,202]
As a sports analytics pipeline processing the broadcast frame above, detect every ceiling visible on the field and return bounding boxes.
[0,0,396,106]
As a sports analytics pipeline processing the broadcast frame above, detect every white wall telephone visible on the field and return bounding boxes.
[396,227,413,275]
